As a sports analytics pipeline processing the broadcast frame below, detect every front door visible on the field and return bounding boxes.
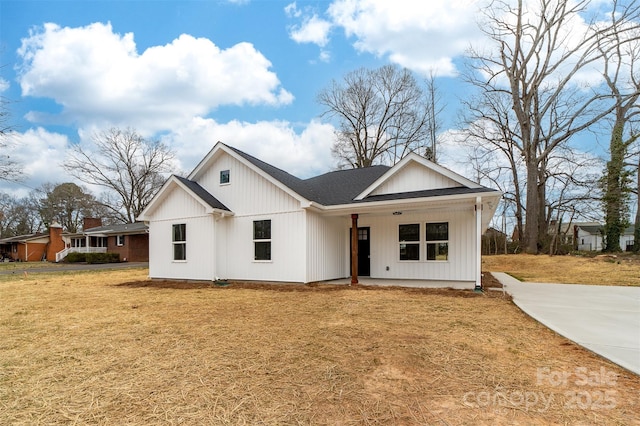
[350,227,370,276]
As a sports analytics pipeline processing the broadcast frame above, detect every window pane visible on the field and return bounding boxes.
[174,243,186,261]
[173,224,186,242]
[426,223,448,241]
[255,241,271,260]
[427,242,448,261]
[400,243,420,260]
[399,224,420,242]
[254,220,271,239]
[220,170,230,184]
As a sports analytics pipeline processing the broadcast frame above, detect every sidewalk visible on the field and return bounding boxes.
[493,272,640,375]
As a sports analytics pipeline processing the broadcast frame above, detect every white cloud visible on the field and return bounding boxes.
[289,14,332,47]
[162,118,336,178]
[16,22,293,133]
[326,0,484,77]
[0,78,9,93]
[0,128,72,198]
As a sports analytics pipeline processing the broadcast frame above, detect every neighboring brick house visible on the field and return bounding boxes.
[81,221,149,262]
[0,223,66,262]
[1,220,149,263]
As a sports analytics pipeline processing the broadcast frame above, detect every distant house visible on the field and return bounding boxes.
[81,221,149,262]
[138,142,502,289]
[482,227,508,255]
[57,219,149,262]
[575,224,635,252]
[0,223,66,262]
[0,219,149,262]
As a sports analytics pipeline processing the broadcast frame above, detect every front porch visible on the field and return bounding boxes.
[324,277,477,290]
[55,246,107,262]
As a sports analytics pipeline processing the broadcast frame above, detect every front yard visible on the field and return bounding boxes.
[1,268,638,424]
[483,253,640,286]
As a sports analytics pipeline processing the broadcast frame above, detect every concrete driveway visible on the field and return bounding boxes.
[493,272,640,375]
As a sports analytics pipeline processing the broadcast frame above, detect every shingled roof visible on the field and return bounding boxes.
[177,143,498,210]
[174,175,231,211]
[227,145,390,205]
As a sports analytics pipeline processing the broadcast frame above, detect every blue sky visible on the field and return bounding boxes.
[0,0,617,200]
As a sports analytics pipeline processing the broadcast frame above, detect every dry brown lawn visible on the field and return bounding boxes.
[483,253,640,286]
[1,267,639,425]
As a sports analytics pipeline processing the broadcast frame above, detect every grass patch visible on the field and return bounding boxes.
[1,269,638,424]
[483,253,640,286]
[0,261,63,271]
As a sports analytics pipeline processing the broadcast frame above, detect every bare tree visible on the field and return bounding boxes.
[317,65,432,168]
[464,0,640,253]
[36,182,104,233]
[64,128,176,223]
[0,96,22,182]
[425,71,445,162]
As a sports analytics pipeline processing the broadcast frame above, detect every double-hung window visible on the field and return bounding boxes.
[426,222,448,261]
[172,224,186,261]
[399,224,420,261]
[253,220,271,261]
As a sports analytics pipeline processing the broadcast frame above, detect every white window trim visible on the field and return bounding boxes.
[220,169,230,185]
[426,222,449,262]
[116,235,125,246]
[172,223,187,262]
[253,220,272,262]
[398,223,421,262]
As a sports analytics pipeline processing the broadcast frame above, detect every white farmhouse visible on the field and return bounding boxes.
[138,142,501,289]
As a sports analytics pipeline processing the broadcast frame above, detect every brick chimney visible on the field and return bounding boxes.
[83,217,103,231]
[47,222,65,262]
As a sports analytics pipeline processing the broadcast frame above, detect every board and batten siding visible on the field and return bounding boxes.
[147,185,216,281]
[305,211,348,283]
[218,211,306,282]
[370,162,461,196]
[356,207,477,287]
[196,153,301,216]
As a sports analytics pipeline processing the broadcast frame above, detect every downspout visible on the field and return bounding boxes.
[475,197,482,292]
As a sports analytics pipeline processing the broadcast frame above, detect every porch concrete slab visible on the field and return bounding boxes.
[324,278,474,289]
[492,272,640,376]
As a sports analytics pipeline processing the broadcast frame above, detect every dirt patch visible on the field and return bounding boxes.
[116,279,496,298]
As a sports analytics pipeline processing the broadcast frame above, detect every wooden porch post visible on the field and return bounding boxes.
[351,214,359,285]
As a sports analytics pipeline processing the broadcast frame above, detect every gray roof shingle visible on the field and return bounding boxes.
[227,144,390,205]
[174,175,231,212]
[183,144,498,211]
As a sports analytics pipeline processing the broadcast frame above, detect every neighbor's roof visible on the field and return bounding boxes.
[577,224,635,235]
[0,232,49,244]
[83,222,148,235]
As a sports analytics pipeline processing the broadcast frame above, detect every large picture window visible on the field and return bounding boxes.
[399,224,420,261]
[172,223,186,261]
[253,220,271,261]
[426,222,448,261]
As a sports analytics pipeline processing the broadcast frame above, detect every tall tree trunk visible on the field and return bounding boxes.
[525,156,540,254]
[634,156,640,253]
[603,120,626,252]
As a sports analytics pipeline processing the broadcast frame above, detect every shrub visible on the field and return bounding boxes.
[64,252,86,263]
[86,253,120,264]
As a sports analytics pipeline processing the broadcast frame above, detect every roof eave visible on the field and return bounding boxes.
[320,190,501,215]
